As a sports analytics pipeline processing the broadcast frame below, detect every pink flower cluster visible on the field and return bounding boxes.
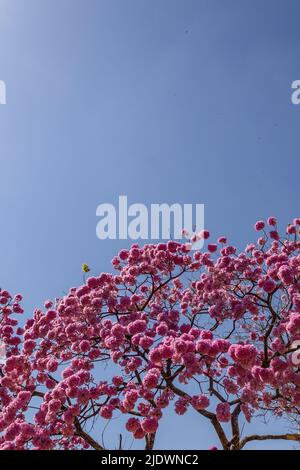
[216,403,231,422]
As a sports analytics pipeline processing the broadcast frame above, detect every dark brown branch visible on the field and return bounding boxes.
[74,418,104,450]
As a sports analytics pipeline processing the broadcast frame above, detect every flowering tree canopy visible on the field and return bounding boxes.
[1,217,300,450]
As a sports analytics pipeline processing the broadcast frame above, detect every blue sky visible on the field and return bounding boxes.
[0,0,300,449]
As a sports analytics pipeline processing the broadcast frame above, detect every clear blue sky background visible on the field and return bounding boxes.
[0,0,300,449]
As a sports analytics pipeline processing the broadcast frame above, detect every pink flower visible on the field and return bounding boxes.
[112,376,123,386]
[139,336,153,349]
[286,224,296,235]
[79,340,90,353]
[196,339,212,355]
[216,403,231,422]
[269,230,280,240]
[278,265,294,285]
[149,348,161,364]
[87,277,100,289]
[133,427,146,439]
[198,230,210,240]
[48,399,61,413]
[126,417,140,432]
[191,395,210,410]
[127,320,147,335]
[17,391,32,406]
[286,313,300,335]
[47,358,58,372]
[229,344,257,369]
[143,368,160,389]
[119,249,129,260]
[263,279,276,293]
[174,398,188,415]
[99,405,113,419]
[255,221,265,231]
[223,378,238,395]
[23,339,36,354]
[46,310,56,321]
[63,410,74,424]
[156,322,168,335]
[141,417,158,433]
[167,241,179,252]
[267,217,277,226]
[44,300,53,309]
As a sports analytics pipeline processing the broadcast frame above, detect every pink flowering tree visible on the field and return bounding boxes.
[1,217,300,450]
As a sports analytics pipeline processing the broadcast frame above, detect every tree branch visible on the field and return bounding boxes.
[239,433,300,450]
